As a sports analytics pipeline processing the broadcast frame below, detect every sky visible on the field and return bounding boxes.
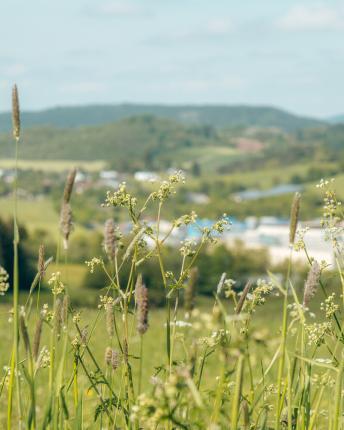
[0,0,343,117]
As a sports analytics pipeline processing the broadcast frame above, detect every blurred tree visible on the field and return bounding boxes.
[191,161,201,177]
[0,217,35,290]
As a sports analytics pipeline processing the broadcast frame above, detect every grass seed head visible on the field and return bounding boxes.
[236,281,252,314]
[105,302,114,337]
[289,192,301,244]
[60,202,73,250]
[303,260,321,308]
[63,168,77,203]
[104,218,117,262]
[135,274,149,335]
[105,347,120,370]
[110,349,120,370]
[12,84,20,141]
[105,346,112,365]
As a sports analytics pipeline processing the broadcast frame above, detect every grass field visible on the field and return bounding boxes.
[0,196,92,240]
[0,196,58,232]
[0,159,106,172]
[0,293,286,427]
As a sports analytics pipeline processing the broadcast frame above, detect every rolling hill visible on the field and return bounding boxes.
[0,114,342,175]
[0,103,325,132]
[0,116,236,171]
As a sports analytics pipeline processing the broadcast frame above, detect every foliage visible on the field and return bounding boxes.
[0,104,325,132]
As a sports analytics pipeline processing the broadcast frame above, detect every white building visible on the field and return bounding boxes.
[99,170,118,181]
[224,223,336,266]
[99,170,119,188]
[134,171,159,182]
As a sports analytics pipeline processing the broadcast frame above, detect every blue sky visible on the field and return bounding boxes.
[0,0,343,117]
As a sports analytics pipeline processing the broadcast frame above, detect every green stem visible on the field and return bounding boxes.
[275,249,292,429]
[8,137,21,429]
[138,335,144,395]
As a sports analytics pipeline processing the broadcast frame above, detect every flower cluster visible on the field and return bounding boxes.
[104,182,137,209]
[223,279,236,299]
[201,215,230,244]
[48,272,65,295]
[305,322,333,346]
[317,179,343,253]
[2,366,23,388]
[312,372,335,387]
[174,211,198,227]
[243,279,273,314]
[152,171,185,202]
[41,303,53,322]
[0,266,10,295]
[98,295,116,309]
[72,312,81,323]
[292,227,309,252]
[85,257,103,273]
[320,293,339,319]
[179,239,197,257]
[36,346,50,369]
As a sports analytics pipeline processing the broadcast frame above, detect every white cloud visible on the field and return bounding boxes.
[277,4,344,31]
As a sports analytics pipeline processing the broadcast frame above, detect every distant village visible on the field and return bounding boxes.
[0,166,339,267]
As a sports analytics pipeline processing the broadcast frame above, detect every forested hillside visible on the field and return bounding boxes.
[0,115,342,174]
[0,103,325,132]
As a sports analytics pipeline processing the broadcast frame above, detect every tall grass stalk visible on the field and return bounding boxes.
[7,85,22,430]
[231,355,244,430]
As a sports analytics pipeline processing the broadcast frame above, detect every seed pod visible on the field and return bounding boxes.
[303,261,321,308]
[60,202,73,250]
[104,219,117,262]
[12,84,20,141]
[63,168,77,204]
[135,275,149,335]
[289,192,301,244]
[184,267,198,313]
[33,318,43,361]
